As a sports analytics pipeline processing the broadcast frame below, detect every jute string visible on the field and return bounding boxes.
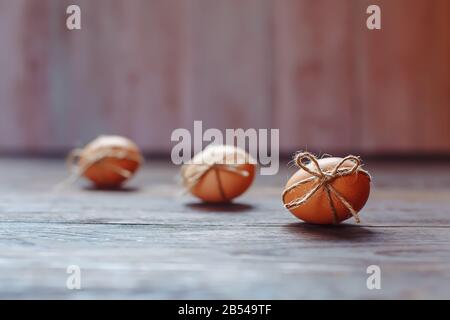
[181,152,251,200]
[282,152,370,224]
[54,148,142,190]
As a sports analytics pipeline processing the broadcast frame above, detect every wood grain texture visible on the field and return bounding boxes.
[182,0,273,132]
[273,0,356,153]
[0,158,450,299]
[0,0,449,154]
[356,0,450,153]
[0,0,52,151]
[47,0,187,151]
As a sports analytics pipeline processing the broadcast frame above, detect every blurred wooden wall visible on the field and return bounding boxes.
[0,0,449,155]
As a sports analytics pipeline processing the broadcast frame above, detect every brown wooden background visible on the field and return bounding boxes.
[0,0,449,155]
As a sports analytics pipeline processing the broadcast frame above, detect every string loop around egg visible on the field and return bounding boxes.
[69,148,142,177]
[54,146,143,190]
[181,153,250,192]
[180,145,256,203]
[282,152,371,224]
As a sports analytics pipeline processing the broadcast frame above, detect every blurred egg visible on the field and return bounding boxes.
[181,145,256,203]
[76,135,143,188]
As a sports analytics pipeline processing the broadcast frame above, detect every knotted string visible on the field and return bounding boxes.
[282,152,370,224]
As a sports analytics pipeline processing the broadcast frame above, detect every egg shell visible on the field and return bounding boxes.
[283,157,371,224]
[183,145,256,203]
[190,163,255,203]
[78,135,142,188]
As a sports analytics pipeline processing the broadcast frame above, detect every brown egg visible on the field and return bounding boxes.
[282,156,371,224]
[76,135,143,188]
[181,145,256,203]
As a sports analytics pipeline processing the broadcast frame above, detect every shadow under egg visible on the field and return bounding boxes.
[184,202,254,214]
[82,185,141,193]
[283,222,378,241]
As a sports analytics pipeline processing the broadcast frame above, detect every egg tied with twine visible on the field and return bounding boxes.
[181,145,256,203]
[282,152,371,224]
[56,135,143,190]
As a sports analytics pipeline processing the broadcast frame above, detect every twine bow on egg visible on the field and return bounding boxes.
[282,152,370,224]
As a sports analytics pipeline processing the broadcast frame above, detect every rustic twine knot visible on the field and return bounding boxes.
[181,147,251,194]
[282,152,369,224]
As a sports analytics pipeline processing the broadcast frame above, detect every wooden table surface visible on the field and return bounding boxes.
[1,158,450,299]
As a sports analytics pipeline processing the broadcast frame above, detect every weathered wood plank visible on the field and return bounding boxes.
[1,191,450,227]
[49,0,187,151]
[1,159,449,226]
[182,0,273,132]
[0,0,187,152]
[1,0,449,154]
[273,0,356,153]
[356,0,450,153]
[1,159,450,299]
[1,223,450,299]
[0,0,52,151]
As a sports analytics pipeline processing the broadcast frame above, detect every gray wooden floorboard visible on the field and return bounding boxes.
[0,158,449,299]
